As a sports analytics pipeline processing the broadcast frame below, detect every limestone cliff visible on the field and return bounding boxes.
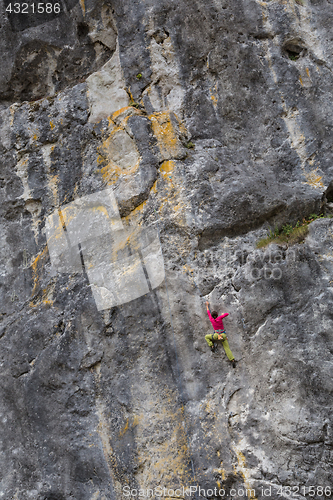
[1,0,333,498]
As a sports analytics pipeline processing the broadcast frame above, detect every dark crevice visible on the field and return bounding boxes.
[325,182,333,203]
[77,22,90,39]
[251,32,274,40]
[283,40,307,61]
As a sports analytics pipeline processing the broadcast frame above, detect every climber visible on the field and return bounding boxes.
[205,301,236,368]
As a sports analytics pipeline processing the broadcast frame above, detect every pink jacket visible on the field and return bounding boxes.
[207,310,229,330]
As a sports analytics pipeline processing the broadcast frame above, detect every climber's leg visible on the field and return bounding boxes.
[221,333,235,361]
[205,333,219,347]
[205,334,214,347]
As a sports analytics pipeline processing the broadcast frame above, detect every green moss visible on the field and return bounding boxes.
[256,214,332,249]
[185,141,195,149]
[136,73,142,79]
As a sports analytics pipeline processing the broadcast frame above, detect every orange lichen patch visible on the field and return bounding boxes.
[153,160,188,227]
[123,178,162,224]
[119,418,129,438]
[299,75,303,86]
[98,159,140,186]
[29,247,49,304]
[306,67,310,78]
[182,263,194,276]
[91,205,111,219]
[97,125,141,186]
[40,299,53,307]
[209,84,219,108]
[150,179,158,194]
[221,468,226,481]
[50,120,55,130]
[211,94,218,105]
[127,87,135,103]
[47,218,65,242]
[119,415,141,438]
[107,116,114,129]
[132,415,140,427]
[97,154,105,165]
[160,160,175,175]
[232,448,258,500]
[79,0,85,15]
[58,207,78,230]
[40,283,55,307]
[111,106,136,121]
[213,465,226,481]
[172,200,184,212]
[302,167,324,189]
[149,112,184,160]
[99,163,118,185]
[122,200,149,225]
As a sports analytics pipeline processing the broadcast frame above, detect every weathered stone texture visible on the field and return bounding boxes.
[1,0,333,498]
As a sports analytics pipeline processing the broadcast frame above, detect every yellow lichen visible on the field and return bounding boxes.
[209,84,219,108]
[160,160,175,175]
[79,0,85,15]
[232,447,258,500]
[29,247,51,306]
[149,112,183,160]
[149,160,188,227]
[111,106,135,121]
[119,418,129,438]
[97,125,141,186]
[302,167,324,188]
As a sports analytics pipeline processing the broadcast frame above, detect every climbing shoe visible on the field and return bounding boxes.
[232,360,236,368]
[210,344,216,353]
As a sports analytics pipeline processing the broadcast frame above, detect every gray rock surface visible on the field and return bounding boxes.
[1,0,333,498]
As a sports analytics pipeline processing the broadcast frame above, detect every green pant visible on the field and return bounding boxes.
[205,332,235,361]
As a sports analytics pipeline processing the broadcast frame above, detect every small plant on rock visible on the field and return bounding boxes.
[256,214,332,248]
[129,100,140,109]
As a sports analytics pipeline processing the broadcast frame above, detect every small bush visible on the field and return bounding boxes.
[282,223,293,236]
[256,214,332,248]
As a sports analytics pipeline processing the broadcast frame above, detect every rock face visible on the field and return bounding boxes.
[1,0,333,498]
